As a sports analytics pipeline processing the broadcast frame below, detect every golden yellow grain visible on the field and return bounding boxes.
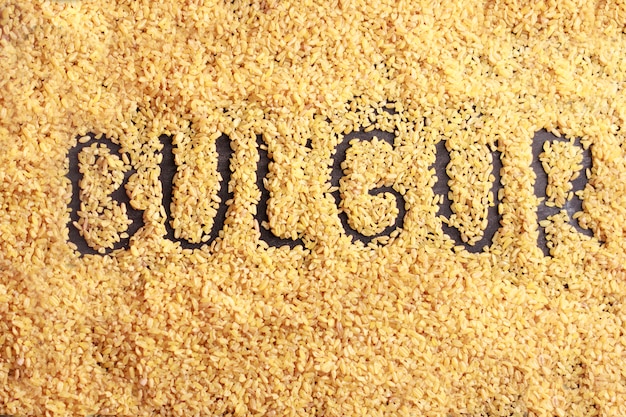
[1,1,626,417]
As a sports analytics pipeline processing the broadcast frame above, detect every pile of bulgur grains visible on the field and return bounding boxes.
[2,1,626,416]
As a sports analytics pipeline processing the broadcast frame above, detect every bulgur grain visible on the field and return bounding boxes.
[1,1,626,417]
